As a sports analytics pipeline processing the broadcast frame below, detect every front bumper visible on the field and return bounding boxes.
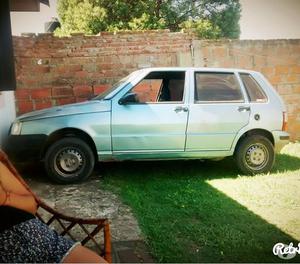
[3,134,48,162]
[272,131,290,153]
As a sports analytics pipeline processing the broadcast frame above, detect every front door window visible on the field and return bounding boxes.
[125,71,185,104]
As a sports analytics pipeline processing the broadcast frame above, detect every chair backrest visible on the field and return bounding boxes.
[0,149,41,203]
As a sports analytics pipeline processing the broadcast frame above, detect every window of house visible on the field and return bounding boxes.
[195,72,244,103]
[240,73,268,103]
[126,71,185,103]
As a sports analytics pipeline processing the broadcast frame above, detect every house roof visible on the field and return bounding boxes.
[10,0,49,12]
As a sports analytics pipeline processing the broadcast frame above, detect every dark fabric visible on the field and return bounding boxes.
[0,218,78,263]
[0,206,34,232]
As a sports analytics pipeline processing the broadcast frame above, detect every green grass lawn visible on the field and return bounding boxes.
[102,143,300,262]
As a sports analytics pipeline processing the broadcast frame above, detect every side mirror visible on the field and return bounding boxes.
[118,92,137,105]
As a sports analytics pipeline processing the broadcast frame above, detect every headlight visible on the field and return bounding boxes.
[11,121,22,135]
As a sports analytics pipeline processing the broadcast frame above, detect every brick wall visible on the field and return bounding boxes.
[13,31,300,140]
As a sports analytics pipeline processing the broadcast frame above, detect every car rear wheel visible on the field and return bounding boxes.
[45,137,95,184]
[235,135,274,175]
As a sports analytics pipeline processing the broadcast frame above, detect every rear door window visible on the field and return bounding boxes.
[240,73,268,103]
[195,72,244,103]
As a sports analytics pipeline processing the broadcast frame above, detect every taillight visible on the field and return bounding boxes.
[282,112,288,131]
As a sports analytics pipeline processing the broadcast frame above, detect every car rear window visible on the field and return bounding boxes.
[240,73,268,103]
[195,72,244,103]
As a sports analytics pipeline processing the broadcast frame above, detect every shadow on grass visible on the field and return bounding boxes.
[99,152,300,183]
[14,151,300,184]
[102,160,300,262]
[273,153,300,172]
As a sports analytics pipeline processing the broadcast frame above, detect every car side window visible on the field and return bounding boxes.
[240,73,268,103]
[126,71,185,103]
[195,72,244,103]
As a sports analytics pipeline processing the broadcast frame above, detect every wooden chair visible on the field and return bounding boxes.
[0,150,112,263]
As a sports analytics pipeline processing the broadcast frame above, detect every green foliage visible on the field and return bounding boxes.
[180,19,221,39]
[207,0,241,38]
[55,0,241,39]
[55,0,106,36]
[128,13,166,31]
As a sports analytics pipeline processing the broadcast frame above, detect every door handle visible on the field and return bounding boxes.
[238,106,250,112]
[174,106,189,113]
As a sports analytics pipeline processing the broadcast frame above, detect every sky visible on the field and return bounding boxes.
[10,0,300,39]
[239,0,300,39]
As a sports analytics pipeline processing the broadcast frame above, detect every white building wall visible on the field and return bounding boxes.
[10,0,58,35]
[0,92,16,147]
[240,0,300,40]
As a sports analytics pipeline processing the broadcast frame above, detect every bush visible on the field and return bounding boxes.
[180,19,221,39]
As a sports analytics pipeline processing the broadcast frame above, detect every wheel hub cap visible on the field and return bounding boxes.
[245,143,269,170]
[248,148,265,165]
[58,149,83,172]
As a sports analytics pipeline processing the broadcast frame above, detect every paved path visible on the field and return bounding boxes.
[21,165,154,262]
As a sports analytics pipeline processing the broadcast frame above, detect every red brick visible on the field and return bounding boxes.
[35,66,50,73]
[55,65,82,74]
[261,67,274,76]
[93,84,109,95]
[269,75,282,85]
[213,47,227,58]
[73,85,92,96]
[56,97,76,105]
[293,85,300,93]
[15,89,30,100]
[76,97,88,103]
[275,65,289,75]
[75,71,89,78]
[18,101,34,114]
[54,65,67,74]
[285,74,298,83]
[291,65,300,74]
[31,88,52,99]
[35,100,52,110]
[69,65,82,72]
[52,86,74,98]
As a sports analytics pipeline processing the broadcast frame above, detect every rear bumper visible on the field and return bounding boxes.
[272,131,290,153]
[3,134,48,162]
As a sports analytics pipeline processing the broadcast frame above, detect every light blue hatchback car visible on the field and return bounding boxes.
[6,67,290,183]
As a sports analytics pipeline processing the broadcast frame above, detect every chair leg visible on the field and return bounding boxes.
[104,222,112,263]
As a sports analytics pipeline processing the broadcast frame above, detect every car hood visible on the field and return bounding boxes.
[17,100,111,122]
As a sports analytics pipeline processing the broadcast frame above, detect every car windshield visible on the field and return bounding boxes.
[92,70,142,100]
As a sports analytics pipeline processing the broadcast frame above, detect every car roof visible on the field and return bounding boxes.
[140,67,258,74]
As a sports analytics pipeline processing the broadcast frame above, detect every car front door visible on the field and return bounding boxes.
[111,70,189,153]
[186,71,250,151]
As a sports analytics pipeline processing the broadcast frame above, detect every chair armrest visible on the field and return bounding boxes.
[37,200,112,263]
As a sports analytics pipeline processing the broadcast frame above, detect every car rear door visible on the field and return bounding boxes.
[186,70,250,151]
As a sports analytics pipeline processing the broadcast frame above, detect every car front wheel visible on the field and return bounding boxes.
[44,137,95,184]
[235,135,275,175]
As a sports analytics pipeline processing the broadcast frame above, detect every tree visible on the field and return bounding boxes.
[55,0,241,39]
[180,19,221,39]
[55,0,107,36]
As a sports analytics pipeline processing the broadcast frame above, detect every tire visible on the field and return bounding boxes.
[234,135,275,175]
[44,137,95,184]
